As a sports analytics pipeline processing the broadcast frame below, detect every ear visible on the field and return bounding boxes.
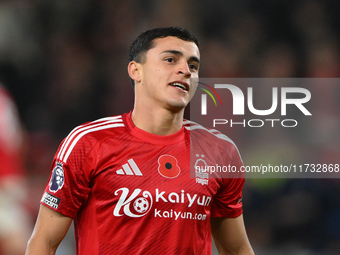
[128,61,142,83]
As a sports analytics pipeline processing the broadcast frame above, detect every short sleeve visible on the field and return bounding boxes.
[211,177,244,218]
[211,142,245,218]
[40,139,92,218]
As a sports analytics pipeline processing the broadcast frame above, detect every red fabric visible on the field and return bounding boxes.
[0,87,23,178]
[41,112,244,255]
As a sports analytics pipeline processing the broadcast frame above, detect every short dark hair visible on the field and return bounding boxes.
[129,27,199,63]
[128,27,199,87]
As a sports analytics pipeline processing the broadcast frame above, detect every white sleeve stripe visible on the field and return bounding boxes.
[185,124,237,148]
[81,115,122,124]
[57,116,123,162]
[58,117,119,159]
[184,124,243,163]
[58,117,123,160]
[61,123,124,163]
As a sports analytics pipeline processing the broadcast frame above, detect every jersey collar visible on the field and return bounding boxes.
[123,111,186,145]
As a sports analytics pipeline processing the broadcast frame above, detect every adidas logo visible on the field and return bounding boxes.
[116,159,143,176]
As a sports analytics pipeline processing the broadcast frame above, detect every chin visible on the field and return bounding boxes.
[167,102,188,113]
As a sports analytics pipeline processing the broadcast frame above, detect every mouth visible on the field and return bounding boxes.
[169,82,189,92]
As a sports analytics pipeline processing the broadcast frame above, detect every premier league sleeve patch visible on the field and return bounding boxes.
[49,162,65,193]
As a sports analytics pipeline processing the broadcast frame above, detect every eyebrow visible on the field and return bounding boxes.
[161,50,200,64]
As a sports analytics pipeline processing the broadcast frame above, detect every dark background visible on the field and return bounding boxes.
[1,0,340,254]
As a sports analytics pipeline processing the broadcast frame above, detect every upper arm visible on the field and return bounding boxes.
[211,214,254,255]
[25,205,73,255]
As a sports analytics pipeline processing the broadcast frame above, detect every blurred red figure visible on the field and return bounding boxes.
[0,85,31,255]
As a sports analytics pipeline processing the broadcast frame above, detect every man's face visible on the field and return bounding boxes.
[136,36,200,111]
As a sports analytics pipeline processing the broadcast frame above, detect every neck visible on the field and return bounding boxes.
[131,106,184,136]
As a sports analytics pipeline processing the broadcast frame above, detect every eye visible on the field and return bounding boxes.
[189,64,198,71]
[165,57,175,63]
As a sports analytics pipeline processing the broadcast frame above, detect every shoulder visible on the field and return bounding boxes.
[183,120,243,161]
[56,115,126,163]
[183,120,236,147]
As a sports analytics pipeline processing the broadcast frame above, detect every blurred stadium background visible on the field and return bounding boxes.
[0,0,339,254]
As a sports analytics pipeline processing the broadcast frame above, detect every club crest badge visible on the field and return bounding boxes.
[194,154,209,185]
[49,162,65,193]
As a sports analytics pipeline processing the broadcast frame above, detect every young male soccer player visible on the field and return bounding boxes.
[26,27,254,255]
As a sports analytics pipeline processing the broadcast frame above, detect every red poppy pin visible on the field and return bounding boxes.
[158,155,181,179]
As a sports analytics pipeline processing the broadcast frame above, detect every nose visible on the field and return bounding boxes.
[177,63,191,79]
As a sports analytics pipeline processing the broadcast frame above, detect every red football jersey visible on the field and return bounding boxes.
[41,112,244,255]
